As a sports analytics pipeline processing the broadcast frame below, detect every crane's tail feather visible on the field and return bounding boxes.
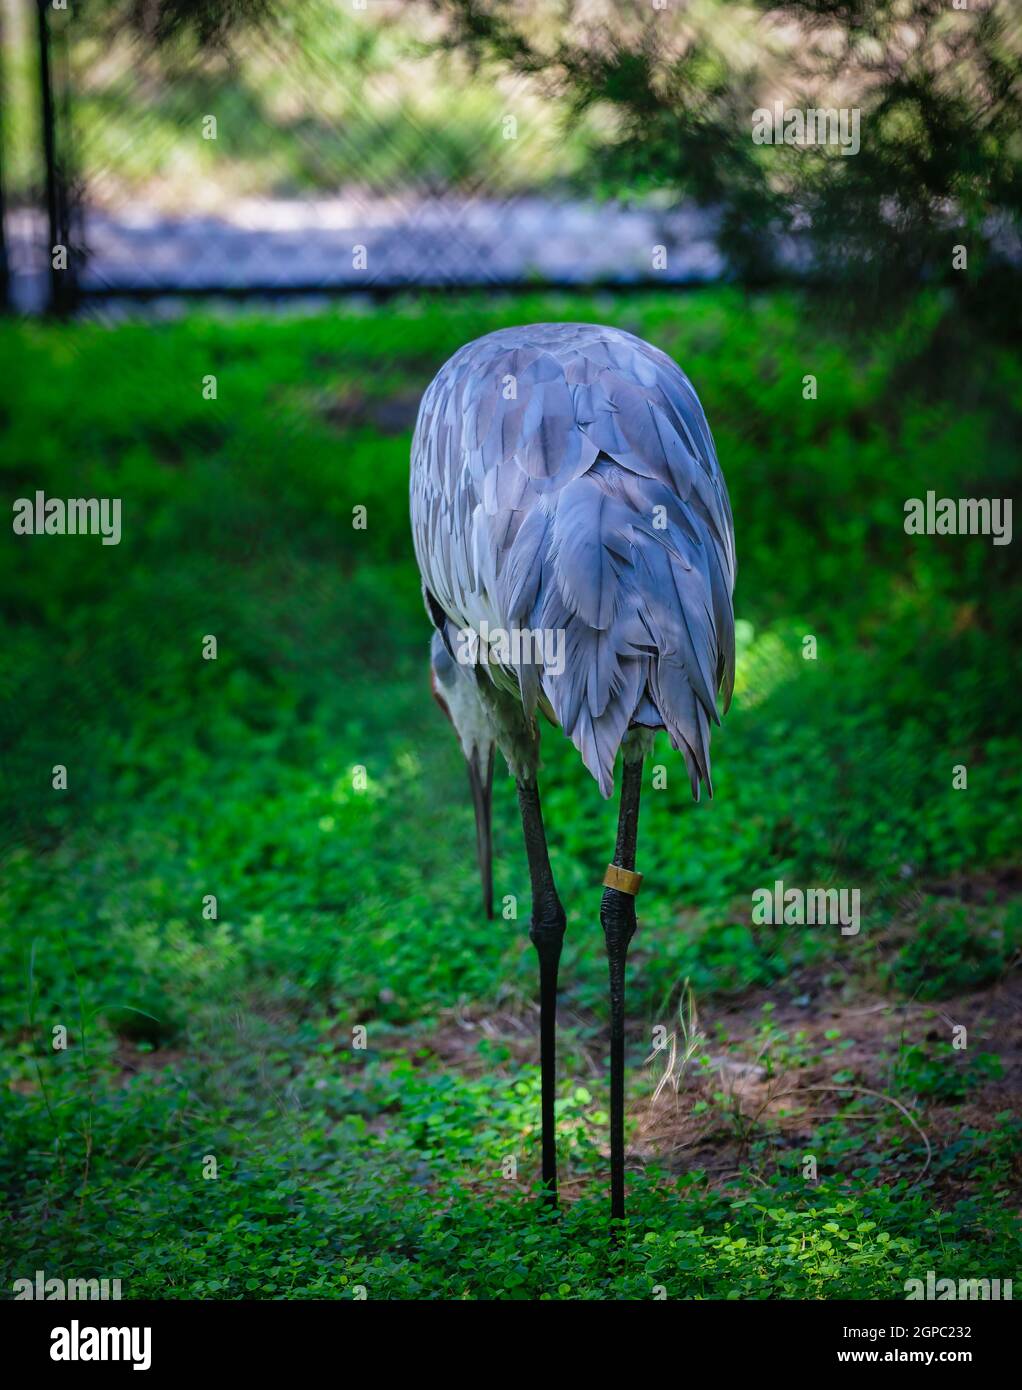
[509,459,734,799]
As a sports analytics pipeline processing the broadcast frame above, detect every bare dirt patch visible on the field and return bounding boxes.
[398,973,1022,1199]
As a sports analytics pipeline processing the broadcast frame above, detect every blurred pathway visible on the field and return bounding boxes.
[7,194,730,312]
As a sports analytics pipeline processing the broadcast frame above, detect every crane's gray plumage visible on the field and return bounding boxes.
[411,322,736,798]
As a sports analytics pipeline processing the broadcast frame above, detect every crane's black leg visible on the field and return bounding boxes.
[601,751,645,1223]
[516,777,566,1208]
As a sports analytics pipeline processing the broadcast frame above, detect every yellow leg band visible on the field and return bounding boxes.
[603,864,643,896]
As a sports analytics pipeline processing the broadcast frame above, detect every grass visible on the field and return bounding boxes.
[0,287,1019,1300]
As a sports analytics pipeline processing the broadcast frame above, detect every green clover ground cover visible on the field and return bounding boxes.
[1,290,1019,1298]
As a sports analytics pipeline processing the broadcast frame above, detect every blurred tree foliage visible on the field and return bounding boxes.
[84,0,277,52]
[431,0,1022,318]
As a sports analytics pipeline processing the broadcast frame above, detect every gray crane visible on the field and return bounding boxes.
[410,322,736,1220]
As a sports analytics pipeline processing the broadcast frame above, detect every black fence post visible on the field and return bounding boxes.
[0,2,10,312]
[36,0,77,316]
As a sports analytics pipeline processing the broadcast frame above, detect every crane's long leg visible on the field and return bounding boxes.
[516,777,566,1207]
[601,749,645,1222]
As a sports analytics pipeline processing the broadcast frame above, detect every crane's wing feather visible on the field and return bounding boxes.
[410,323,736,798]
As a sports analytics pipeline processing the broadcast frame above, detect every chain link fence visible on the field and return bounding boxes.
[2,0,730,315]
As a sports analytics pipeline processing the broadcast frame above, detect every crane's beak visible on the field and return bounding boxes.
[466,745,495,919]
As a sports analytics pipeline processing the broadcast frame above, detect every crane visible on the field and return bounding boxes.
[410,322,736,1220]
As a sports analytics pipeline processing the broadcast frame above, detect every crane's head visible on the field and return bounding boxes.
[430,630,495,919]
